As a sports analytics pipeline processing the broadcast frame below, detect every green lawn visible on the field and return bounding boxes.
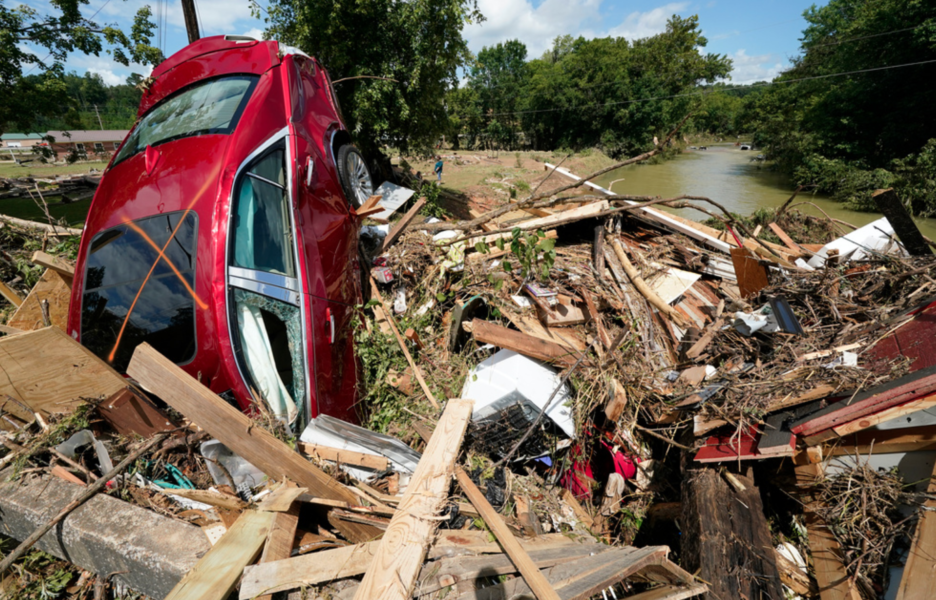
[0,194,91,226]
[0,160,109,179]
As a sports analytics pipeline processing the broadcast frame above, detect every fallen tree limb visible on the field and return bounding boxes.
[612,239,690,329]
[0,214,81,235]
[0,432,169,576]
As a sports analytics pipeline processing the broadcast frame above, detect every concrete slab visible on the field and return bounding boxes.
[0,469,210,599]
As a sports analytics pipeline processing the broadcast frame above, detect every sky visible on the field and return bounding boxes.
[25,0,826,86]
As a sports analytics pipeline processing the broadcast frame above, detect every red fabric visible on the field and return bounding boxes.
[561,440,638,500]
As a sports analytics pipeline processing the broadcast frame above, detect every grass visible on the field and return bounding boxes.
[0,160,109,179]
[0,194,91,226]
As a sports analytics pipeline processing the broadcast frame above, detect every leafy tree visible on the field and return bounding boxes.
[468,40,528,147]
[0,0,161,136]
[264,0,483,156]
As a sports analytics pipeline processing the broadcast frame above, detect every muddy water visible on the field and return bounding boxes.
[591,144,936,240]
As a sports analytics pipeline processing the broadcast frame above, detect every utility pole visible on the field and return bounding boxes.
[181,0,200,44]
[93,105,104,130]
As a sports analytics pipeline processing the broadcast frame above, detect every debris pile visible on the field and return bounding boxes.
[0,149,935,600]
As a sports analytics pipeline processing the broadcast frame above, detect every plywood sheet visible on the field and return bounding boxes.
[8,269,71,331]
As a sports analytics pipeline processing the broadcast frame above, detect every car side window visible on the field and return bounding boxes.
[231,146,295,277]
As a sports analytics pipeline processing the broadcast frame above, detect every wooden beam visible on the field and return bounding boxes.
[382,198,426,251]
[0,280,23,307]
[255,503,300,600]
[469,318,580,367]
[298,442,390,471]
[125,343,381,543]
[456,467,561,600]
[896,458,936,599]
[358,194,383,213]
[872,188,932,257]
[767,223,803,255]
[29,251,74,279]
[825,425,936,456]
[353,399,473,600]
[257,483,307,512]
[163,510,275,600]
[807,393,936,445]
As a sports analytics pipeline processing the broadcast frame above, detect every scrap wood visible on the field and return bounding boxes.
[352,398,473,600]
[0,279,23,307]
[468,318,580,367]
[775,549,817,597]
[796,343,863,362]
[256,501,301,600]
[240,532,582,598]
[162,510,275,600]
[29,250,74,280]
[0,214,82,235]
[369,277,440,409]
[729,247,769,298]
[455,467,561,600]
[768,222,805,255]
[382,197,427,251]
[167,489,246,511]
[611,239,689,329]
[125,343,382,543]
[805,392,936,445]
[298,441,390,470]
[96,387,178,438]
[0,432,168,576]
[825,424,936,456]
[257,482,307,512]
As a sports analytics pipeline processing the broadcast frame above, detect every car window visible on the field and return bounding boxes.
[230,146,295,277]
[113,75,258,166]
[81,211,198,372]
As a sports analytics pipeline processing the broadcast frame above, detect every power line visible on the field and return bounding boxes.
[480,57,936,118]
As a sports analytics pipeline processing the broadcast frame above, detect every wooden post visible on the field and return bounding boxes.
[872,188,932,256]
[180,0,200,44]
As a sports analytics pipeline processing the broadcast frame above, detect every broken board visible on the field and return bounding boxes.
[7,269,71,331]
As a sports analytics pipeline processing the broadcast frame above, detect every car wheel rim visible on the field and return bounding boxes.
[348,152,373,206]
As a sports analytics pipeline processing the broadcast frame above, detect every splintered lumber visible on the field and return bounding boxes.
[298,442,390,470]
[167,489,246,511]
[763,384,837,413]
[96,387,178,438]
[826,425,936,456]
[0,432,169,576]
[126,343,381,543]
[806,393,936,445]
[382,197,427,251]
[257,483,307,512]
[896,458,936,600]
[256,505,300,600]
[456,467,561,600]
[29,251,75,280]
[681,466,783,599]
[0,280,23,307]
[8,269,71,331]
[795,461,860,600]
[353,399,474,600]
[240,532,578,598]
[612,239,688,328]
[0,327,125,427]
[162,510,275,600]
[470,318,579,367]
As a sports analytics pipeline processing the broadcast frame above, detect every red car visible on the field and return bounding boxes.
[67,35,374,427]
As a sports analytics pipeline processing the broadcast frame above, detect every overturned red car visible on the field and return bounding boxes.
[67,35,374,428]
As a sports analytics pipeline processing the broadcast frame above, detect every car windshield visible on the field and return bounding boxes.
[113,75,258,165]
[81,211,199,372]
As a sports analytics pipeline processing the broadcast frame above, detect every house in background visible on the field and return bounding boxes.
[45,130,130,159]
[1,133,45,149]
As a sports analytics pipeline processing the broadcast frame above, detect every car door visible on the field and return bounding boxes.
[226,132,312,427]
[286,55,360,423]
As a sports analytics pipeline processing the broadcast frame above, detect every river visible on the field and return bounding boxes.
[591,144,936,240]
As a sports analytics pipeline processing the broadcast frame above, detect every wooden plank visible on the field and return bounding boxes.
[382,198,426,251]
[756,412,795,456]
[0,280,24,307]
[622,584,708,600]
[455,467,561,600]
[96,387,178,437]
[299,442,390,470]
[729,247,769,298]
[0,324,25,336]
[357,204,388,219]
[353,399,474,600]
[469,319,580,367]
[358,194,383,213]
[829,393,936,438]
[163,510,275,600]
[166,489,246,511]
[256,503,300,600]
[8,269,71,331]
[482,202,609,243]
[125,343,381,543]
[768,222,803,254]
[257,483,307,512]
[896,458,936,600]
[240,532,579,598]
[795,463,860,600]
[873,188,932,257]
[503,310,587,352]
[0,327,125,426]
[763,384,837,413]
[29,251,75,279]
[826,425,936,456]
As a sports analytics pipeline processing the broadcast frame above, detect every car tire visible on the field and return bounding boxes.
[336,144,374,208]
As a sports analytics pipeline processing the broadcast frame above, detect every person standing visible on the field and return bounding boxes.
[434,156,443,183]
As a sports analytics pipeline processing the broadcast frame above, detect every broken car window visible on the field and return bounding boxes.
[113,75,259,166]
[81,211,198,372]
[231,145,295,277]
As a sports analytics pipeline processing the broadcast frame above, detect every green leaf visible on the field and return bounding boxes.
[537,237,555,252]
[495,237,505,251]
[436,292,447,302]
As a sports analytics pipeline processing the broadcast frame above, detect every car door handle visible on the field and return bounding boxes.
[325,307,334,344]
[306,156,314,187]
